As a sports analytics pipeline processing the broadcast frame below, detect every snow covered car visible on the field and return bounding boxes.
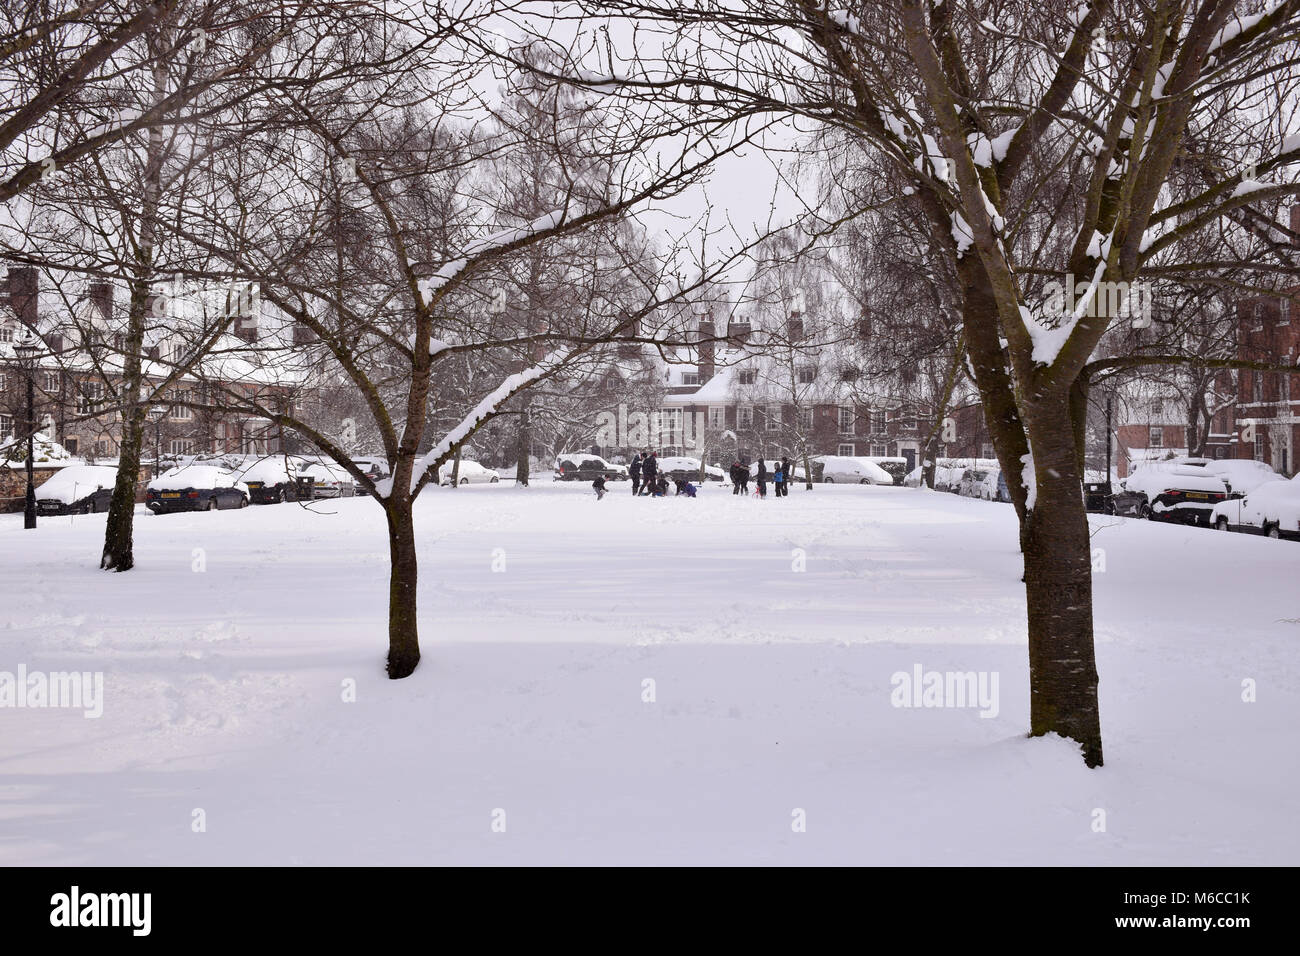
[146,465,250,513]
[236,456,301,504]
[1210,474,1300,539]
[439,459,501,486]
[660,456,727,483]
[1202,458,1284,497]
[815,455,894,484]
[866,456,908,485]
[553,453,626,482]
[958,468,1012,502]
[35,465,121,515]
[1108,465,1228,525]
[299,461,358,498]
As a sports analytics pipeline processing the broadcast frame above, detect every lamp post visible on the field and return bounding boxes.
[13,334,39,529]
[147,405,167,478]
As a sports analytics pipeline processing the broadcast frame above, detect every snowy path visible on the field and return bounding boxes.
[1,482,1296,864]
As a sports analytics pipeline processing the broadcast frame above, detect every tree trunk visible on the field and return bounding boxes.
[101,407,146,570]
[801,450,813,490]
[1021,397,1104,767]
[384,495,420,678]
[515,398,530,486]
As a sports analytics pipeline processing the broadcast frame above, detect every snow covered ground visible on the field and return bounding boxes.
[1,481,1296,865]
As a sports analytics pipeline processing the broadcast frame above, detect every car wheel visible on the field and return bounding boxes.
[207,497,218,511]
[490,476,499,483]
[460,477,469,485]
[239,496,249,509]
[1266,524,1280,539]
[824,477,834,483]
[858,478,872,485]
[1139,503,1152,519]
[1215,517,1229,531]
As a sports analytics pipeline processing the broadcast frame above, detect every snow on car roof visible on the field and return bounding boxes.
[36,465,120,503]
[554,453,611,465]
[238,457,298,483]
[148,465,242,491]
[1123,469,1226,496]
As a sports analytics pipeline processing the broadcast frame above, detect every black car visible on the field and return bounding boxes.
[1083,480,1112,514]
[146,466,250,514]
[350,457,391,496]
[237,457,303,504]
[1107,469,1228,525]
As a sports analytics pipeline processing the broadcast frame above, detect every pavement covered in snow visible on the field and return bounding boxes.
[1,481,1296,865]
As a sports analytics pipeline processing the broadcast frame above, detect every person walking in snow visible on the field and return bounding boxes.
[730,460,744,495]
[737,460,750,495]
[772,458,785,497]
[755,459,768,498]
[630,453,642,496]
[781,457,793,495]
[592,474,607,500]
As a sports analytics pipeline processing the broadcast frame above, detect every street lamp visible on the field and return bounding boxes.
[12,333,40,530]
[147,405,167,478]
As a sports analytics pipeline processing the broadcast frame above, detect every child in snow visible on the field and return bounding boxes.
[592,475,607,500]
[682,481,697,498]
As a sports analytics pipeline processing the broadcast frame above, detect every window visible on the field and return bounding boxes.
[870,443,888,457]
[170,439,195,456]
[0,323,13,342]
[898,407,916,431]
[1251,302,1264,331]
[42,371,59,393]
[1282,376,1292,404]
[766,405,782,431]
[839,365,859,383]
[838,406,855,434]
[1252,372,1262,403]
[1149,426,1163,448]
[708,406,725,430]
[63,437,77,455]
[1254,432,1265,462]
[737,405,753,429]
[837,443,855,456]
[797,366,815,384]
[738,368,757,386]
[1281,297,1292,325]
[682,371,700,386]
[95,439,110,457]
[981,443,994,459]
[797,407,813,430]
[77,381,105,414]
[0,414,11,436]
[170,391,193,420]
[1151,399,1163,417]
[870,409,886,434]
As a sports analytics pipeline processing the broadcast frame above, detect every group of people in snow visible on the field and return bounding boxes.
[610,451,696,499]
[593,451,794,500]
[730,457,793,498]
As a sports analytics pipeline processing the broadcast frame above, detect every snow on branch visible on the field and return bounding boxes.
[418,210,565,307]
[376,349,571,498]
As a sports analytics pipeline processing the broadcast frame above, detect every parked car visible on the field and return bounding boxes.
[35,464,121,515]
[660,456,727,483]
[553,453,627,482]
[349,456,391,496]
[1202,458,1284,497]
[1108,465,1228,525]
[146,465,249,513]
[299,461,358,498]
[958,468,1012,502]
[815,455,894,484]
[866,456,908,485]
[1210,474,1300,539]
[439,459,501,486]
[237,456,301,504]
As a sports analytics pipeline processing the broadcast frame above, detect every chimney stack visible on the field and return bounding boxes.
[726,319,752,347]
[6,266,38,326]
[697,318,716,382]
[88,281,113,322]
